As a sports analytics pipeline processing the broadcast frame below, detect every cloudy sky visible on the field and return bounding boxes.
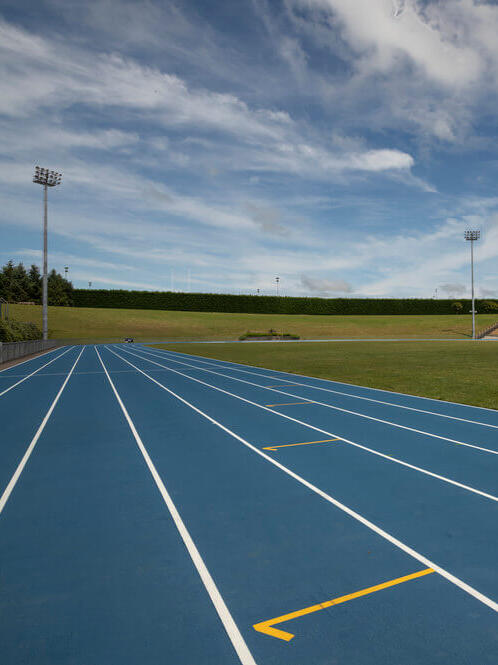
[1,0,497,297]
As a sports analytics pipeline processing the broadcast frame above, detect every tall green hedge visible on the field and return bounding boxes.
[72,289,498,315]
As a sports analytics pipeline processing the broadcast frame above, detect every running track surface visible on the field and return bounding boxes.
[0,343,497,664]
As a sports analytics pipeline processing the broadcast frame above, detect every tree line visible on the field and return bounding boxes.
[0,261,74,306]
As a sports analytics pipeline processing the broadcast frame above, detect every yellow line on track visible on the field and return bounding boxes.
[263,438,340,451]
[265,401,314,407]
[253,568,434,641]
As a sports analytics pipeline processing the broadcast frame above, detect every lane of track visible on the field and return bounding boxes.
[0,346,83,496]
[98,345,498,664]
[149,345,498,423]
[143,347,498,443]
[0,346,74,397]
[0,346,243,665]
[108,346,498,605]
[121,346,498,497]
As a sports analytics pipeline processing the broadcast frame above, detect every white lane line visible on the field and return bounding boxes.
[0,346,74,398]
[0,347,85,515]
[0,344,62,374]
[144,348,498,430]
[104,346,498,615]
[95,347,257,665]
[129,347,498,458]
[147,345,498,415]
[113,346,498,502]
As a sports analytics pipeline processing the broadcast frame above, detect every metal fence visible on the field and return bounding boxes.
[0,339,58,365]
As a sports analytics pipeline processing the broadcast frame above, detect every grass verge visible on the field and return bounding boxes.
[9,304,497,341]
[153,340,498,409]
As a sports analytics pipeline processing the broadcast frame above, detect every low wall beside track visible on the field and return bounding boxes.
[0,340,58,365]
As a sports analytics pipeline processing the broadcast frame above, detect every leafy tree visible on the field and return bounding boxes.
[0,261,73,305]
[28,264,41,302]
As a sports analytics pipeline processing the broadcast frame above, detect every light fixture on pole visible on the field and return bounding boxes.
[275,276,280,296]
[33,166,62,341]
[64,266,69,278]
[464,229,480,340]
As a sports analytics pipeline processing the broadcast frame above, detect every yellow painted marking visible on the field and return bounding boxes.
[253,568,434,641]
[265,401,313,408]
[263,438,340,452]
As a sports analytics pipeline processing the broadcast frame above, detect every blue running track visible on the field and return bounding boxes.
[0,343,497,664]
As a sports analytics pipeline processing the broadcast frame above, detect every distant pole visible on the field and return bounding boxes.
[275,276,280,296]
[33,166,62,341]
[257,288,260,295]
[187,269,191,292]
[64,266,69,278]
[88,281,92,288]
[464,230,480,339]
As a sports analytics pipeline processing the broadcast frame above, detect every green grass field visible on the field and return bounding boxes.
[154,341,498,409]
[9,303,497,341]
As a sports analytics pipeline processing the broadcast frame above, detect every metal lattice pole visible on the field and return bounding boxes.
[42,184,48,340]
[464,230,480,340]
[33,167,62,341]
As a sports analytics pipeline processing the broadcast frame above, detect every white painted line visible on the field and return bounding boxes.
[130,347,498,457]
[148,345,498,415]
[115,346,498,502]
[0,346,74,398]
[144,348,498,430]
[0,347,84,515]
[104,346,498,615]
[95,347,257,665]
[0,344,63,374]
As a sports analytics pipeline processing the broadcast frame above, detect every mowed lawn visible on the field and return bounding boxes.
[9,303,497,341]
[154,341,498,409]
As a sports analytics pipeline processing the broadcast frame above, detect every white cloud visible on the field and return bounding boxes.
[294,0,482,87]
[439,283,466,297]
[0,16,419,183]
[300,275,353,293]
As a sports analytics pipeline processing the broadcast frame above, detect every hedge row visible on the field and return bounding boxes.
[72,289,498,315]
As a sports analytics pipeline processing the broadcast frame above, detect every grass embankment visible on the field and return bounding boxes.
[154,341,498,409]
[9,303,496,341]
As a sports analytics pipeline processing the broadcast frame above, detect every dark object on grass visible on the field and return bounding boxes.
[239,330,300,341]
[124,337,134,343]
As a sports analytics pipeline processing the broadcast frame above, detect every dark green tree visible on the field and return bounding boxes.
[0,261,73,305]
[28,264,42,302]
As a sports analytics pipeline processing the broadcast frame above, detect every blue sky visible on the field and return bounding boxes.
[1,0,497,297]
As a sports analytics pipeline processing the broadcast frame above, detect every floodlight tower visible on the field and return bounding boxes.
[33,166,62,340]
[464,229,480,340]
[275,276,280,296]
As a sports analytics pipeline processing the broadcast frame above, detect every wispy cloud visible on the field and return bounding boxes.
[0,2,496,297]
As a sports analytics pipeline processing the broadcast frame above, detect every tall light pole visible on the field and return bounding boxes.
[33,166,62,341]
[464,229,480,340]
[275,276,280,296]
[64,266,69,279]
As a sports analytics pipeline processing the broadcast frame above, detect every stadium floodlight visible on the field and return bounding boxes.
[275,276,280,296]
[33,166,62,340]
[464,229,480,340]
